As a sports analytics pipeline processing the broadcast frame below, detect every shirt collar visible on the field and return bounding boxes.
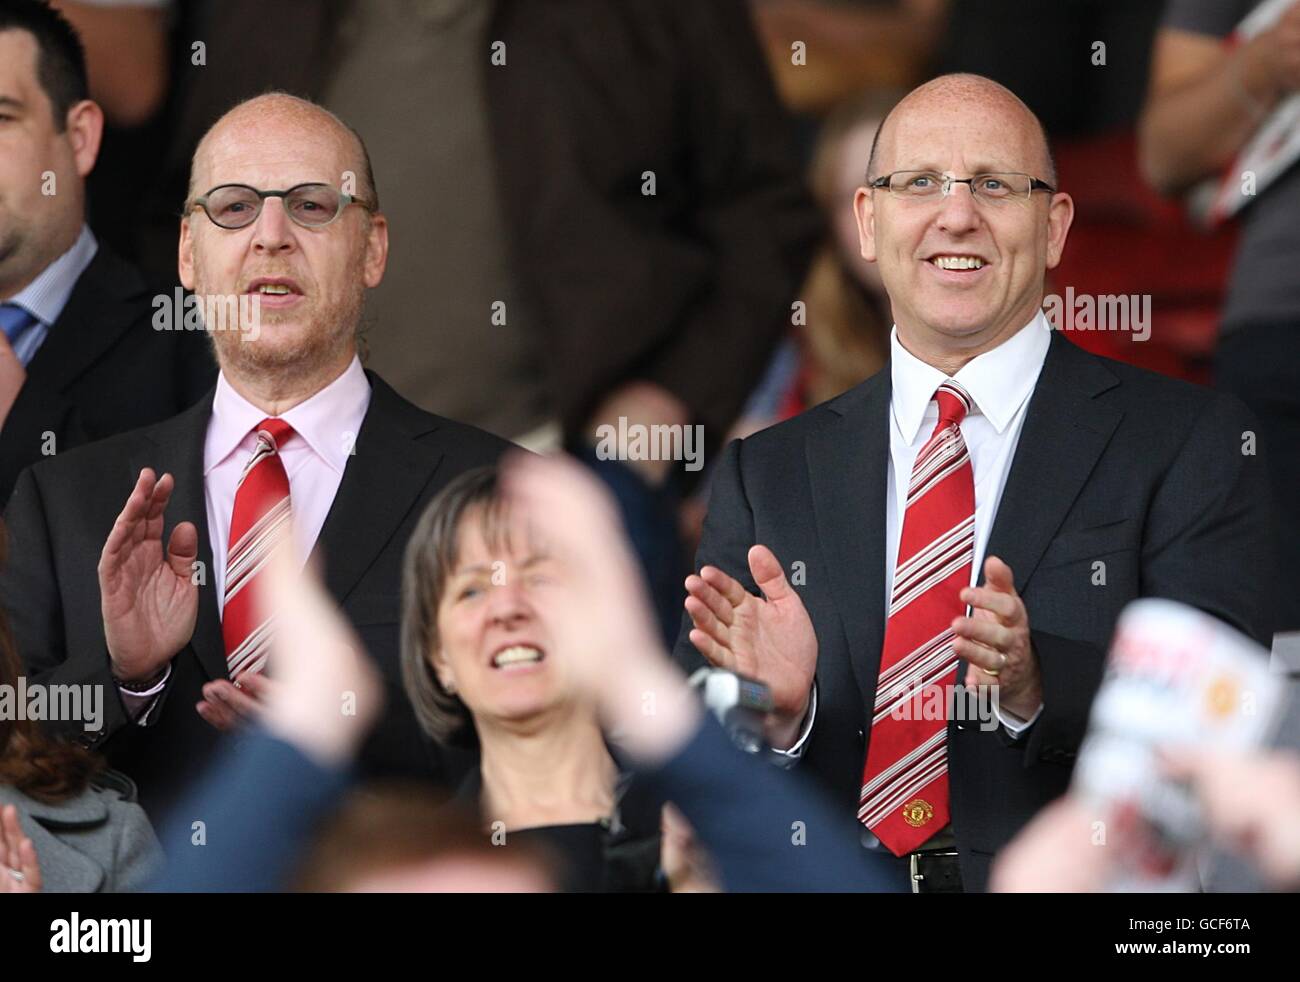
[6,225,98,326]
[890,309,1052,444]
[205,356,371,475]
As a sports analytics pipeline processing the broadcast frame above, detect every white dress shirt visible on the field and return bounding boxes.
[887,312,1050,733]
[773,312,1052,769]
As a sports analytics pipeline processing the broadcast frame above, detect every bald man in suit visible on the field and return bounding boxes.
[676,74,1272,892]
[2,94,510,818]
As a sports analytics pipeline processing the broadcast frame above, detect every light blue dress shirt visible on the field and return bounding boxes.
[3,225,99,367]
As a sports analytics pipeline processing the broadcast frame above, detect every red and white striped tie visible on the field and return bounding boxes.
[858,380,975,855]
[222,417,294,682]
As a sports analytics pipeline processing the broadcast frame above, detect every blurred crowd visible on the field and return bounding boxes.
[0,0,1298,895]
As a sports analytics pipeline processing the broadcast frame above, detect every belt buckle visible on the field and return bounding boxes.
[910,849,959,894]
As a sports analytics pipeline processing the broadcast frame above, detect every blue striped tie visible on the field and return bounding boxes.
[0,303,37,347]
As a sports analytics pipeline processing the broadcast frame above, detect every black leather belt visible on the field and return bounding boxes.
[909,849,963,893]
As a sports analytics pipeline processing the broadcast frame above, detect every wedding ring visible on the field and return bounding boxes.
[8,868,24,882]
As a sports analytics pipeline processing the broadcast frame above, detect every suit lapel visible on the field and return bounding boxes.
[25,250,147,394]
[984,333,1123,593]
[313,373,446,605]
[806,372,892,708]
[130,391,227,682]
[126,371,450,680]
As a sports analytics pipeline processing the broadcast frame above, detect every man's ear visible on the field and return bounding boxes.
[854,186,878,263]
[64,100,103,179]
[1044,192,1074,271]
[178,216,195,290]
[362,211,389,289]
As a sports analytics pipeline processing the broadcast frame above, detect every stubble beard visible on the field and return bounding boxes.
[199,265,367,397]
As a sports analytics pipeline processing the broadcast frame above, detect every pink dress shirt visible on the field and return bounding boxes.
[121,357,371,717]
[204,356,372,609]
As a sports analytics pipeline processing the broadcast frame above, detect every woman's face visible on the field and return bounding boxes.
[429,509,571,729]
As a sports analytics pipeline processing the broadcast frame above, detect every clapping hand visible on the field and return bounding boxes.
[99,468,198,685]
[954,556,1042,722]
[684,547,817,749]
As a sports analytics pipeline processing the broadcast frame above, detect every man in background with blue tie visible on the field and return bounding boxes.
[0,1,214,504]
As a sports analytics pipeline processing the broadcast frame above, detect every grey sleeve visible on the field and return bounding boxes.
[1160,0,1255,39]
[106,800,165,893]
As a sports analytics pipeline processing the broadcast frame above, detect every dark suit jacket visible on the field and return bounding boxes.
[127,0,818,446]
[1,371,511,819]
[673,333,1273,892]
[0,246,216,505]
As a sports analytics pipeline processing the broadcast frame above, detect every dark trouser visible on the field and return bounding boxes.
[1216,321,1300,633]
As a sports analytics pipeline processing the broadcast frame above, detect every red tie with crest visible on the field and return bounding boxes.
[222,417,295,682]
[858,380,975,855]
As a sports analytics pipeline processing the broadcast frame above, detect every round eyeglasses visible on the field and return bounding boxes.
[868,171,1055,205]
[189,183,373,229]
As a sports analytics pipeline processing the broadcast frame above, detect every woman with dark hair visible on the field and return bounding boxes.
[0,524,162,893]
[147,452,890,892]
[400,466,713,892]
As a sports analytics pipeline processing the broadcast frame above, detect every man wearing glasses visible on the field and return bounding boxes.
[675,73,1272,891]
[1,92,511,818]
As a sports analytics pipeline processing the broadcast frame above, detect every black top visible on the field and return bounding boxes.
[455,765,664,893]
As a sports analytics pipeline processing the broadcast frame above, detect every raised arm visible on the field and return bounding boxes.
[501,452,898,892]
[1139,5,1300,195]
